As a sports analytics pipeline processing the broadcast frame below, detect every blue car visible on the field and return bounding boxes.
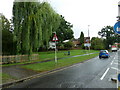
[99,50,110,59]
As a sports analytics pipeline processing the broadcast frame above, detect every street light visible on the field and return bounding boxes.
[88,25,90,37]
[88,25,90,53]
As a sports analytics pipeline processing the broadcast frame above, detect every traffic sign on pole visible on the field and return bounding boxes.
[52,32,58,63]
[113,21,120,34]
[52,34,58,41]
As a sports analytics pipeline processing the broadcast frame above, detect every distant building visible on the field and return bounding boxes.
[72,39,80,47]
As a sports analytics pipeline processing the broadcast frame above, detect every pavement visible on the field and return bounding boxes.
[1,52,96,88]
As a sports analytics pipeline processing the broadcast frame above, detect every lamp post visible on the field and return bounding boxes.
[88,25,90,53]
[88,25,90,37]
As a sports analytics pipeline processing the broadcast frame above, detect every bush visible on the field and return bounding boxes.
[64,41,73,49]
[94,45,105,50]
[57,43,65,50]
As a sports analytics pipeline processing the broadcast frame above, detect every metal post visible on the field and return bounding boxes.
[117,1,120,22]
[88,25,90,37]
[117,2,120,88]
[88,25,90,54]
[54,32,57,63]
[55,38,57,63]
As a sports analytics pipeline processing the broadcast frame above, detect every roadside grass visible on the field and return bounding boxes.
[38,49,97,59]
[21,53,98,72]
[2,50,99,67]
[0,73,17,84]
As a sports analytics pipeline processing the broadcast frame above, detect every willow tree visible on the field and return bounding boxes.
[39,2,61,49]
[12,1,61,54]
[13,1,41,54]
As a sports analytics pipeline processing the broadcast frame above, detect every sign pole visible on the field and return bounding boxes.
[112,2,120,88]
[52,32,58,63]
[55,36,57,63]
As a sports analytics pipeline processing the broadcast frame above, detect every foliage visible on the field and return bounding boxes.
[79,31,84,45]
[1,14,16,55]
[64,41,73,49]
[98,26,120,49]
[56,15,74,43]
[12,1,74,55]
[12,1,61,54]
[91,37,105,50]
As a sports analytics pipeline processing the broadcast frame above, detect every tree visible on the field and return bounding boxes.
[91,37,105,50]
[12,1,61,54]
[98,26,119,49]
[64,41,73,50]
[56,15,74,43]
[79,31,84,45]
[12,1,74,55]
[1,14,16,55]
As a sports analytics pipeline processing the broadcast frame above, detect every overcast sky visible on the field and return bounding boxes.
[0,0,119,38]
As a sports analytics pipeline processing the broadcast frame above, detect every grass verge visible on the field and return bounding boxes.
[2,50,99,67]
[21,53,98,72]
[0,73,17,84]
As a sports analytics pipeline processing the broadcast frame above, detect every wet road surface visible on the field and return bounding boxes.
[9,51,119,88]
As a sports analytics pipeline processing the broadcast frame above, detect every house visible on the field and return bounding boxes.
[72,39,80,47]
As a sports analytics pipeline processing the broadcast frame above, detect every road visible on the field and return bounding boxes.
[9,50,119,88]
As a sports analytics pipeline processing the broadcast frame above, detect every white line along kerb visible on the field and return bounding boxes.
[100,68,110,80]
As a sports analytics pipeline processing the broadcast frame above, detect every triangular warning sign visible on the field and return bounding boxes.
[52,34,58,41]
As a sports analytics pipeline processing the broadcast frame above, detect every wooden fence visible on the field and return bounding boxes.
[1,54,39,64]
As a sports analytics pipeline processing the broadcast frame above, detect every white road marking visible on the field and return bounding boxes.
[111,60,114,65]
[100,68,110,80]
[111,67,120,71]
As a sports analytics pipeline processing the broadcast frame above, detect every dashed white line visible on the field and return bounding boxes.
[111,60,114,65]
[100,68,110,80]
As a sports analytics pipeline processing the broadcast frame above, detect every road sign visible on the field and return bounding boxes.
[113,21,120,34]
[84,37,90,43]
[84,43,91,47]
[84,37,91,47]
[52,34,58,41]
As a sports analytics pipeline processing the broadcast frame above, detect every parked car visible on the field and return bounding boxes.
[99,50,110,59]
